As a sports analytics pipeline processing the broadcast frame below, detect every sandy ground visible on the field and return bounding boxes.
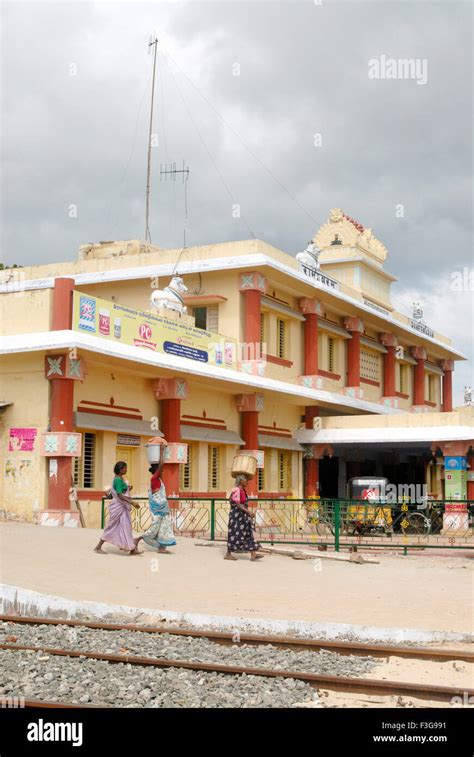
[1,522,472,640]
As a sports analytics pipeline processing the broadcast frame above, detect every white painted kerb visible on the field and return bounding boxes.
[1,584,471,644]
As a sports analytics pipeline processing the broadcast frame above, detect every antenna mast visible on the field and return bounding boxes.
[145,34,159,245]
[160,160,190,247]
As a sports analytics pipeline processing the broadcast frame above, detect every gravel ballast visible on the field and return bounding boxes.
[0,621,378,707]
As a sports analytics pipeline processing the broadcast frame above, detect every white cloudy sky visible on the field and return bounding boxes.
[1,0,472,402]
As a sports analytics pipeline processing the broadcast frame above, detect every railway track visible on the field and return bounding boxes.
[1,615,472,707]
[1,614,471,662]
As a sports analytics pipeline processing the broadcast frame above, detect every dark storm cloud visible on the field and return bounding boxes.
[1,1,472,398]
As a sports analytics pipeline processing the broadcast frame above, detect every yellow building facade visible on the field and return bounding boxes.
[0,209,469,527]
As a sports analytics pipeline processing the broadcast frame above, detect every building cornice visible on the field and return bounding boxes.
[0,329,405,416]
[0,252,465,359]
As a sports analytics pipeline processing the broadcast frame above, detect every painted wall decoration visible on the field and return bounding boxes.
[40,432,82,457]
[5,458,33,482]
[44,354,85,381]
[72,292,238,369]
[163,443,188,464]
[8,427,37,452]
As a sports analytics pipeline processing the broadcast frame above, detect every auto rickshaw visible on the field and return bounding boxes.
[345,477,393,535]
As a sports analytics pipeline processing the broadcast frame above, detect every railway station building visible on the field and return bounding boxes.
[1,208,472,529]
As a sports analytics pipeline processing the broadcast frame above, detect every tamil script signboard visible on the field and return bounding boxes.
[72,292,238,370]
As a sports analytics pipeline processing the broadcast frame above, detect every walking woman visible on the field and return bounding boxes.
[225,474,263,561]
[94,461,141,555]
[134,462,176,553]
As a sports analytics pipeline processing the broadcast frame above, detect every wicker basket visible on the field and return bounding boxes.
[231,454,257,479]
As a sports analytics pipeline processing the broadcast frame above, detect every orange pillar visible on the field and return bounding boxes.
[153,378,189,500]
[239,272,267,361]
[161,398,181,496]
[48,277,75,510]
[304,313,318,375]
[383,346,396,397]
[243,290,261,350]
[344,317,364,388]
[306,457,319,498]
[242,411,259,450]
[412,347,427,406]
[441,360,454,413]
[236,393,264,499]
[241,411,259,498]
[304,408,319,498]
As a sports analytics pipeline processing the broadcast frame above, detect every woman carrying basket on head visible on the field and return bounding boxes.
[225,466,263,561]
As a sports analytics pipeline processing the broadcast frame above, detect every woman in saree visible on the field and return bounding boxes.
[134,463,176,553]
[94,461,141,555]
[225,474,263,561]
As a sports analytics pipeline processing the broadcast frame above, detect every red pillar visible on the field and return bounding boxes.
[383,346,396,397]
[305,458,319,498]
[161,398,181,497]
[299,298,323,376]
[305,406,319,430]
[239,272,267,361]
[153,378,189,500]
[242,411,259,450]
[48,277,75,510]
[305,444,333,499]
[412,347,427,406]
[236,393,263,499]
[441,360,454,413]
[243,290,261,352]
[344,318,364,388]
[304,313,318,375]
[241,410,259,497]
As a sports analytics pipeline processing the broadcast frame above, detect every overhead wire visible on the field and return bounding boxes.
[161,51,256,241]
[160,47,319,227]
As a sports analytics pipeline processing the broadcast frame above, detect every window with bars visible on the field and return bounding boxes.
[278,451,291,491]
[73,432,96,488]
[428,374,437,403]
[193,306,219,333]
[277,318,286,359]
[397,363,409,394]
[328,337,336,373]
[179,444,194,491]
[257,464,265,492]
[360,349,381,382]
[208,445,221,490]
[260,313,265,346]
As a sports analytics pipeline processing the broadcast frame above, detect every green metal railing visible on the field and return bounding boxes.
[100,496,474,553]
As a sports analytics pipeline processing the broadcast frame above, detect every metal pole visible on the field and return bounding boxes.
[145,38,158,244]
[210,499,215,541]
[334,500,340,552]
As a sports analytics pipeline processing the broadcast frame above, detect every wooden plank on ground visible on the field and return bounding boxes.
[194,541,379,564]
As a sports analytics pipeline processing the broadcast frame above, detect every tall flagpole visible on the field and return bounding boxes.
[145,35,158,245]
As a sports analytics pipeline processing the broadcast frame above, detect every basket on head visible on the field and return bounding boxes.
[145,436,168,465]
[231,453,258,480]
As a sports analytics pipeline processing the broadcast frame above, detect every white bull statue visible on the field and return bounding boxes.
[150,275,188,315]
[296,242,321,270]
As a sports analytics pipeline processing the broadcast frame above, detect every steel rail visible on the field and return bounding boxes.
[1,642,471,704]
[0,614,472,663]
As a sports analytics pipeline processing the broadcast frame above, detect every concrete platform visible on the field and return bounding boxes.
[0,523,472,643]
